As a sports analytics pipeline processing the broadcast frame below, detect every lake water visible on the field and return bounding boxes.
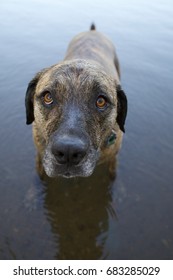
[0,0,173,259]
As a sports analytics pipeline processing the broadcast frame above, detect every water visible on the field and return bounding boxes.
[0,0,173,259]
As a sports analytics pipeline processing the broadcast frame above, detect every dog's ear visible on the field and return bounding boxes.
[25,70,45,125]
[116,85,127,133]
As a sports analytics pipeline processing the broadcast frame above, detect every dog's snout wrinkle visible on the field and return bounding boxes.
[51,136,88,166]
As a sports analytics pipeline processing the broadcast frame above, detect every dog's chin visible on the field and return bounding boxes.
[42,151,98,178]
[43,163,96,178]
[53,169,94,178]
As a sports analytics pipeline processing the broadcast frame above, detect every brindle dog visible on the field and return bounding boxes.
[25,24,127,178]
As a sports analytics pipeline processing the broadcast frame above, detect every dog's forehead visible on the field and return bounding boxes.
[37,59,116,96]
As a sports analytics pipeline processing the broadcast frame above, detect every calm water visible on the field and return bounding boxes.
[0,0,173,259]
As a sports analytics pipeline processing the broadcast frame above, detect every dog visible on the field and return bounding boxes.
[25,24,127,178]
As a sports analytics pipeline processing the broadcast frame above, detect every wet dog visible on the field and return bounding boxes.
[25,24,127,178]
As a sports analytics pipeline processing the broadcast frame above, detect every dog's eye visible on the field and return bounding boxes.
[96,95,107,110]
[43,92,54,105]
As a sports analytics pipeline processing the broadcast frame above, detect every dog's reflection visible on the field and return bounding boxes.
[40,163,117,259]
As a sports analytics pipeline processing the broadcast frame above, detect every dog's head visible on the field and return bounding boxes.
[25,60,127,178]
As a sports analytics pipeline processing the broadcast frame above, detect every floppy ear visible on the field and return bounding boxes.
[25,71,45,125]
[116,85,127,133]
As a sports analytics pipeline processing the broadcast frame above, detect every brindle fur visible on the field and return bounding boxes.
[25,25,127,178]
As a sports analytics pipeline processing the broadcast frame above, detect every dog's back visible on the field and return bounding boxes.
[64,24,120,82]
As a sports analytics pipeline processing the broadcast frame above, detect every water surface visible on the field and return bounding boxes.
[0,0,173,259]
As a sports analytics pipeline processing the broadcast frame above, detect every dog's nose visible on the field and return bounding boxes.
[51,136,88,165]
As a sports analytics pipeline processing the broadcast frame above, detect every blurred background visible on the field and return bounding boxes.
[0,0,173,259]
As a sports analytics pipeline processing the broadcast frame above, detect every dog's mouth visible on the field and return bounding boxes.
[62,171,74,178]
[52,167,94,178]
[43,158,97,178]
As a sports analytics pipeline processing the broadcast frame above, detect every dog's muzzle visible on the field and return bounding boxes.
[43,133,98,178]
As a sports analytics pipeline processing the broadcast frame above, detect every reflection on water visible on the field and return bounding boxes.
[41,164,116,260]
